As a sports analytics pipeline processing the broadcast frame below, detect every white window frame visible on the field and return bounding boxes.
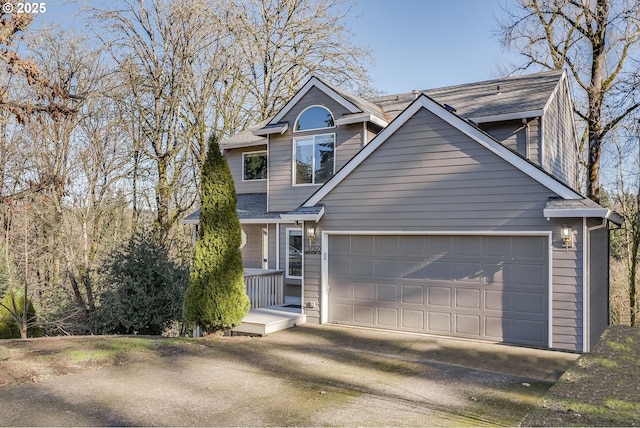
[242,150,267,182]
[286,228,303,279]
[292,133,336,186]
[294,105,335,133]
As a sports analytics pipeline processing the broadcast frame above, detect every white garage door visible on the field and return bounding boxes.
[328,235,548,347]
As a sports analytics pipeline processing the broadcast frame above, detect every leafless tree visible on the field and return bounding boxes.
[496,0,640,203]
[226,0,375,121]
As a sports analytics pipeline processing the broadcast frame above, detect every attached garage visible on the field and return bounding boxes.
[326,234,550,347]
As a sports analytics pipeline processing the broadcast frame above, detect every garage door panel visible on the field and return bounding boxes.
[425,261,452,280]
[484,236,512,257]
[378,283,398,302]
[375,259,399,278]
[354,282,374,300]
[402,260,426,279]
[354,305,374,324]
[485,317,510,339]
[376,236,399,255]
[402,309,425,329]
[329,257,351,278]
[427,236,452,256]
[428,311,452,332]
[485,263,510,285]
[515,263,546,286]
[456,314,481,335]
[353,235,374,254]
[514,238,546,258]
[456,288,481,309]
[514,291,545,315]
[331,303,352,323]
[328,235,548,347]
[402,236,425,254]
[402,284,425,305]
[352,259,374,278]
[454,236,482,256]
[378,307,399,327]
[453,262,483,283]
[428,286,452,306]
[486,289,509,311]
[514,319,546,344]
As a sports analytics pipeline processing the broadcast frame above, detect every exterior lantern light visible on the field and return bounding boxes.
[561,225,573,250]
[307,225,316,246]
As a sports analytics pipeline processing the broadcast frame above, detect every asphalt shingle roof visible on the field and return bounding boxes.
[371,69,564,121]
[221,70,564,149]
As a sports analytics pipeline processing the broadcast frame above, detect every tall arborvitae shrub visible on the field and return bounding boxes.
[183,134,250,333]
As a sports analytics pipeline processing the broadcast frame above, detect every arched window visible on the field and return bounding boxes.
[294,106,334,131]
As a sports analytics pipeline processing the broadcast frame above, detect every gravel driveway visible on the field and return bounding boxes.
[0,325,577,426]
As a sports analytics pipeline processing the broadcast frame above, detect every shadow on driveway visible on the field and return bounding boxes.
[0,324,577,427]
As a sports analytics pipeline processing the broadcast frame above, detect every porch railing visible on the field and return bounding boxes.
[243,269,284,309]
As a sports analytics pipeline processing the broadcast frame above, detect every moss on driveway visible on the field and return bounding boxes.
[0,325,577,426]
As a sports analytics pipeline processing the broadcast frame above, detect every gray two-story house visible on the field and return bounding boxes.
[186,70,621,352]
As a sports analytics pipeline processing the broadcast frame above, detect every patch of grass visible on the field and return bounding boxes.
[607,338,632,353]
[591,356,619,370]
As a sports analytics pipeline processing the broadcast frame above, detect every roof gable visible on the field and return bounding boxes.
[304,93,583,207]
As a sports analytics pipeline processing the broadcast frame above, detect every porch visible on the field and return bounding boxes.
[233,268,306,336]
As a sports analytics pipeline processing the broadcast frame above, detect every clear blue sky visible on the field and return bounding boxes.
[35,0,520,95]
[350,0,520,94]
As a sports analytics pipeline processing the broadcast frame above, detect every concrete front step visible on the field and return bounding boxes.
[233,307,306,336]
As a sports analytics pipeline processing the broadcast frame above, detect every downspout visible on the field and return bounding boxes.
[362,122,367,148]
[584,218,609,352]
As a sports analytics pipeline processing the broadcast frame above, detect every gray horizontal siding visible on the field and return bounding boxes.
[542,82,578,189]
[589,223,609,349]
[301,107,584,351]
[317,108,557,231]
[241,224,264,269]
[268,87,365,212]
[550,219,583,352]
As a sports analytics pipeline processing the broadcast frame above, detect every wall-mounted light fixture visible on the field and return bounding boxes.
[307,225,316,247]
[561,224,573,250]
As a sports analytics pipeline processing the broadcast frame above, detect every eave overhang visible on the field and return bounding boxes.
[335,113,388,128]
[280,206,325,222]
[543,207,624,226]
[252,122,289,136]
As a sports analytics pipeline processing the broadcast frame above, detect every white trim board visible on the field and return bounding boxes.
[305,95,583,207]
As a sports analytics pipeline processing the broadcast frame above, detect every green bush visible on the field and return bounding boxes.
[0,290,41,339]
[183,134,250,333]
[96,231,189,335]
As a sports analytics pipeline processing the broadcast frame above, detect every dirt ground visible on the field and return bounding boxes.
[0,325,577,427]
[523,325,640,426]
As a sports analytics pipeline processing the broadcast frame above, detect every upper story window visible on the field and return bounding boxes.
[294,134,335,185]
[294,106,335,131]
[243,151,267,181]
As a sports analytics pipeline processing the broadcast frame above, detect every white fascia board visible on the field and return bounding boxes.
[270,77,361,125]
[252,123,288,136]
[181,218,199,225]
[470,109,544,123]
[335,114,388,128]
[280,207,325,222]
[305,95,582,207]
